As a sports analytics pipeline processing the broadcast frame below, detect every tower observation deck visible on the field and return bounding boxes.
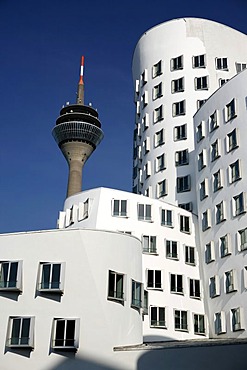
[52,57,104,198]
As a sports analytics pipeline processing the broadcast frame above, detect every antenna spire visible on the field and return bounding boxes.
[77,56,84,104]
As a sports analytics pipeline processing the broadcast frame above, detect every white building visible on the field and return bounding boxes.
[0,17,247,370]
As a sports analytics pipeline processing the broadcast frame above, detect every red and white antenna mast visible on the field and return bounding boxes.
[77,56,84,104]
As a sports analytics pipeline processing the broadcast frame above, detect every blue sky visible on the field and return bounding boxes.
[0,0,247,233]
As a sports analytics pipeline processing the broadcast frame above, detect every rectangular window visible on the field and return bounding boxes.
[131,280,142,308]
[205,242,215,263]
[189,279,201,298]
[143,290,148,315]
[220,234,231,257]
[144,161,151,178]
[202,210,211,231]
[153,60,162,78]
[175,150,189,166]
[173,100,186,116]
[142,113,149,130]
[150,306,166,328]
[155,128,164,147]
[154,105,163,123]
[166,240,178,259]
[138,203,152,221]
[180,215,190,233]
[7,317,34,348]
[211,139,220,161]
[144,137,150,154]
[52,318,79,350]
[197,99,206,109]
[153,82,163,100]
[239,228,247,251]
[198,150,206,171]
[194,314,206,335]
[209,110,218,132]
[174,124,187,141]
[219,78,229,86]
[216,57,228,70]
[171,77,184,93]
[193,54,206,68]
[171,274,183,294]
[174,310,187,331]
[235,62,247,73]
[141,91,148,108]
[216,201,225,224]
[39,262,65,293]
[161,209,173,227]
[225,270,236,293]
[215,312,226,334]
[112,199,127,217]
[231,307,243,331]
[157,179,167,198]
[195,76,209,90]
[200,179,208,200]
[171,55,183,70]
[147,270,162,289]
[210,275,220,297]
[108,270,124,301]
[225,99,237,121]
[177,175,191,192]
[227,128,238,152]
[178,202,193,212]
[213,170,222,192]
[141,69,148,86]
[185,246,195,265]
[233,192,246,216]
[0,261,22,291]
[229,160,241,183]
[143,235,157,254]
[197,121,205,142]
[156,154,165,172]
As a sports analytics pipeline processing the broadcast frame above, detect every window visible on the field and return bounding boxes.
[150,306,166,328]
[141,91,148,108]
[156,154,165,172]
[153,60,162,78]
[211,139,220,161]
[235,62,246,73]
[144,161,151,178]
[239,228,247,251]
[7,317,34,348]
[225,99,237,121]
[190,279,201,298]
[244,267,247,289]
[155,129,164,146]
[108,270,124,301]
[0,261,22,291]
[147,270,162,289]
[227,128,238,152]
[174,310,187,331]
[209,110,218,132]
[171,55,183,70]
[225,270,236,293]
[154,105,163,123]
[205,242,215,263]
[185,246,195,265]
[136,101,140,116]
[166,240,178,259]
[194,314,206,335]
[173,100,186,116]
[131,280,142,308]
[174,124,187,140]
[202,210,211,231]
[219,78,229,86]
[220,234,231,257]
[198,150,206,171]
[179,202,193,212]
[197,121,205,142]
[141,69,147,85]
[78,198,90,221]
[171,77,184,93]
[153,82,163,100]
[38,262,65,293]
[142,113,149,130]
[138,203,152,221]
[193,54,206,68]
[231,307,244,331]
[143,290,148,315]
[195,76,208,90]
[197,99,206,109]
[180,215,190,233]
[233,192,246,216]
[200,179,208,200]
[229,160,241,183]
[157,179,167,198]
[145,186,151,197]
[161,209,172,227]
[143,235,157,254]
[52,318,79,350]
[144,137,150,154]
[213,170,222,192]
[175,150,189,166]
[216,57,228,70]
[135,79,139,98]
[171,274,183,294]
[210,275,220,297]
[177,175,191,192]
[215,312,226,334]
[216,201,225,224]
[112,199,127,217]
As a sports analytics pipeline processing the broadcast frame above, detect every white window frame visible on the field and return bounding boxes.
[0,260,22,292]
[225,99,237,121]
[227,128,238,152]
[152,60,162,78]
[153,82,163,100]
[141,69,148,86]
[52,318,80,350]
[205,242,215,263]
[231,307,244,331]
[239,228,247,251]
[147,269,162,290]
[142,235,157,254]
[210,275,220,297]
[177,175,191,192]
[156,154,165,172]
[141,91,148,108]
[229,160,241,183]
[215,201,225,224]
[131,280,142,309]
[174,310,188,331]
[144,161,151,179]
[180,215,190,234]
[193,54,206,68]
[200,178,208,200]
[209,110,218,132]
[142,113,149,131]
[150,306,166,328]
[171,55,183,71]
[233,192,246,216]
[185,245,195,265]
[166,240,178,259]
[108,270,125,302]
[198,150,206,171]
[215,312,226,334]
[112,199,128,217]
[202,209,211,231]
[225,270,237,293]
[78,198,90,221]
[189,279,201,299]
[38,262,65,293]
[194,314,206,335]
[220,234,231,257]
[195,76,209,90]
[197,121,205,142]
[154,128,164,147]
[171,274,183,294]
[215,57,228,70]
[213,169,222,192]
[174,124,187,141]
[175,150,189,166]
[157,179,167,198]
[6,316,35,348]
[211,139,220,161]
[172,100,186,116]
[171,77,184,93]
[161,209,173,227]
[144,137,150,154]
[154,105,163,123]
[138,203,152,222]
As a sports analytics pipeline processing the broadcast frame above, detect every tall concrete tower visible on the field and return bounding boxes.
[52,57,104,198]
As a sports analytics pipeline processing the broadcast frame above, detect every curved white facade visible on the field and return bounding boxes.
[132,18,247,212]
[194,69,247,338]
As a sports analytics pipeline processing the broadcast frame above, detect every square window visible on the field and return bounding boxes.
[173,100,186,116]
[194,314,206,335]
[219,78,229,86]
[131,280,142,308]
[180,215,190,233]
[216,57,228,70]
[112,199,127,217]
[161,209,173,227]
[193,54,206,68]
[190,279,201,298]
[153,60,162,78]
[38,262,65,293]
[197,100,207,109]
[0,261,22,291]
[142,235,157,254]
[185,246,195,265]
[138,204,152,221]
[7,316,34,348]
[171,77,184,93]
[175,150,189,166]
[150,306,166,328]
[174,124,187,141]
[236,63,247,73]
[178,202,193,212]
[177,175,191,192]
[147,269,162,289]
[195,76,209,90]
[108,270,124,301]
[171,274,183,294]
[174,310,188,331]
[171,55,183,71]
[52,318,79,350]
[153,83,163,100]
[166,240,178,259]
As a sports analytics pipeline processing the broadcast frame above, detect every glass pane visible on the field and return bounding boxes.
[51,264,61,289]
[9,262,18,288]
[151,307,157,323]
[147,270,153,287]
[138,204,144,219]
[55,320,65,346]
[41,264,51,289]
[20,318,30,345]
[65,320,75,347]
[108,271,115,297]
[113,200,119,216]
[155,270,161,288]
[0,263,9,288]
[146,205,151,220]
[11,318,21,345]
[121,200,127,216]
[116,275,123,299]
[159,308,165,324]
